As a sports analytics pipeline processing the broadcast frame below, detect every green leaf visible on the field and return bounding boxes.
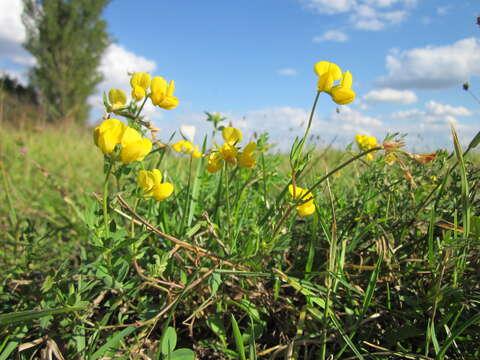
[231,314,246,360]
[90,326,137,360]
[0,307,85,327]
[170,348,195,360]
[161,326,177,356]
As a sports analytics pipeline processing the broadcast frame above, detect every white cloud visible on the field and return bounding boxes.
[392,101,472,126]
[425,101,472,117]
[180,125,196,142]
[302,0,413,31]
[0,0,25,44]
[302,0,356,14]
[436,6,450,15]
[362,88,417,104]
[333,106,383,128]
[377,38,480,89]
[313,30,348,43]
[0,0,34,67]
[277,68,297,76]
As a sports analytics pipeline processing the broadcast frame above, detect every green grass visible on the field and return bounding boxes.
[1,120,479,359]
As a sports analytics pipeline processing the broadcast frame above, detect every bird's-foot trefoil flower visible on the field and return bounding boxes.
[289,184,316,217]
[314,61,355,105]
[150,76,179,110]
[206,152,223,173]
[314,61,342,93]
[130,72,152,101]
[108,89,127,111]
[120,127,153,164]
[94,118,126,154]
[138,169,173,201]
[222,127,243,144]
[172,139,203,159]
[355,134,378,161]
[238,141,257,168]
[330,71,355,105]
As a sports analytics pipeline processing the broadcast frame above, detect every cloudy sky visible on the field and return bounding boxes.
[1,0,479,150]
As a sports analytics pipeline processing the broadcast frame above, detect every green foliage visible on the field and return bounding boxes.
[22,0,110,125]
[1,119,480,357]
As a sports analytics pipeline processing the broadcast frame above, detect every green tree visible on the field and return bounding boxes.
[22,0,110,125]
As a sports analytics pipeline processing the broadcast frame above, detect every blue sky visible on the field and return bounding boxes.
[1,0,479,150]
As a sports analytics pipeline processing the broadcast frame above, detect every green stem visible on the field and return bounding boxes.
[272,146,381,239]
[103,159,115,238]
[224,162,232,245]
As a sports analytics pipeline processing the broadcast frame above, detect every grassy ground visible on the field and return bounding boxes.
[1,122,479,359]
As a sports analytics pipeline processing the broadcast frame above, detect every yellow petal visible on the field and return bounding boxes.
[151,76,167,95]
[222,127,243,144]
[341,71,353,89]
[151,169,163,183]
[314,61,342,80]
[331,87,355,105]
[172,140,185,153]
[153,182,174,201]
[131,86,146,101]
[121,127,142,147]
[238,153,255,168]
[288,184,312,200]
[130,72,151,90]
[243,141,256,155]
[158,96,179,110]
[191,145,202,159]
[120,138,152,164]
[297,201,316,217]
[138,170,156,192]
[94,118,126,154]
[167,80,175,97]
[207,152,223,173]
[108,89,127,109]
[220,142,238,165]
[317,73,334,92]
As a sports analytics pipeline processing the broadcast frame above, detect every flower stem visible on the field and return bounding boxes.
[103,159,115,238]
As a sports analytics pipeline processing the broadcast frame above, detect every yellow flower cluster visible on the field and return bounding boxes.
[314,61,355,105]
[172,140,202,159]
[130,72,179,110]
[289,184,316,217]
[93,118,152,164]
[106,72,179,113]
[355,134,379,161]
[206,127,257,173]
[137,169,174,201]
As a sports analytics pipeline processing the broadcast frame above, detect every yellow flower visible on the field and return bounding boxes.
[220,142,238,165]
[172,139,194,153]
[330,71,356,105]
[137,169,173,201]
[172,139,202,158]
[207,152,223,173]
[120,127,152,164]
[108,89,127,110]
[138,169,162,196]
[238,141,256,168]
[150,76,179,110]
[130,72,152,101]
[93,118,126,154]
[314,61,342,92]
[355,134,378,161]
[289,184,316,217]
[191,145,202,159]
[222,127,243,144]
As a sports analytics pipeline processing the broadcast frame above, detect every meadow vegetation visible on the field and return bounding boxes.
[0,62,479,359]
